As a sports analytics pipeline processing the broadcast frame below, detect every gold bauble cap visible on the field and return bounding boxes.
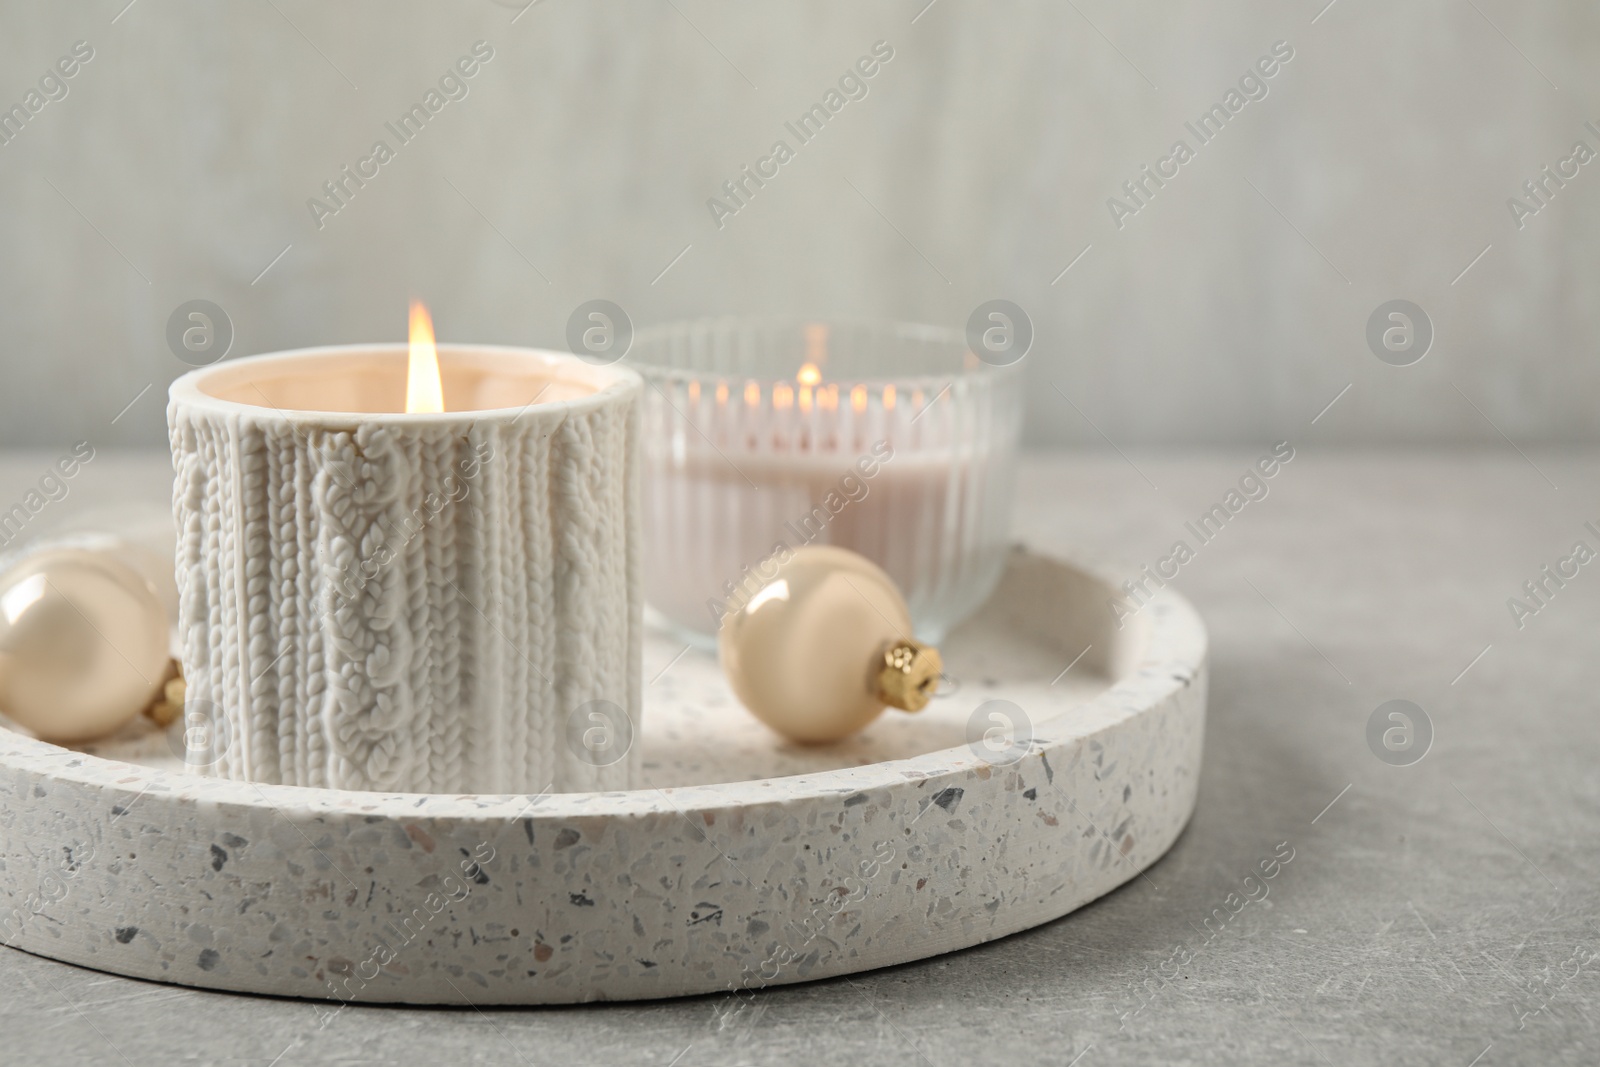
[874,638,942,712]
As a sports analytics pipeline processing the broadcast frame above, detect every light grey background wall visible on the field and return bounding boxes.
[0,0,1595,448]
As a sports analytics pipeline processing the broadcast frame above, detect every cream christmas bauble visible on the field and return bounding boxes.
[718,545,941,743]
[0,548,169,744]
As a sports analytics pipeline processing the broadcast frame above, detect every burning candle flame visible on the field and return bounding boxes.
[797,362,822,387]
[407,300,444,414]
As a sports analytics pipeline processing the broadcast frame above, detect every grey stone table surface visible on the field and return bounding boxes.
[2,447,1597,1066]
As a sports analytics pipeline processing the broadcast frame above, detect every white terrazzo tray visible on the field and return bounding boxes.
[0,544,1206,1005]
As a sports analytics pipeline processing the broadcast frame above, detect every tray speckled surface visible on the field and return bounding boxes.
[0,545,1206,1005]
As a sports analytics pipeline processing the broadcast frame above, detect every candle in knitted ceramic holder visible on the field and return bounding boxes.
[167,343,642,794]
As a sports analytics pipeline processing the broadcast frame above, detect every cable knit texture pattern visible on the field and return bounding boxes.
[168,390,641,794]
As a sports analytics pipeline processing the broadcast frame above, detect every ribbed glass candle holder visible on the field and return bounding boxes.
[633,318,1022,646]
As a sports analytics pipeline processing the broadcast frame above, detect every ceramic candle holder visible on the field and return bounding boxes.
[168,345,642,794]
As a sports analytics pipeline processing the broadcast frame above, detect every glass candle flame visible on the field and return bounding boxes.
[406,300,445,414]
